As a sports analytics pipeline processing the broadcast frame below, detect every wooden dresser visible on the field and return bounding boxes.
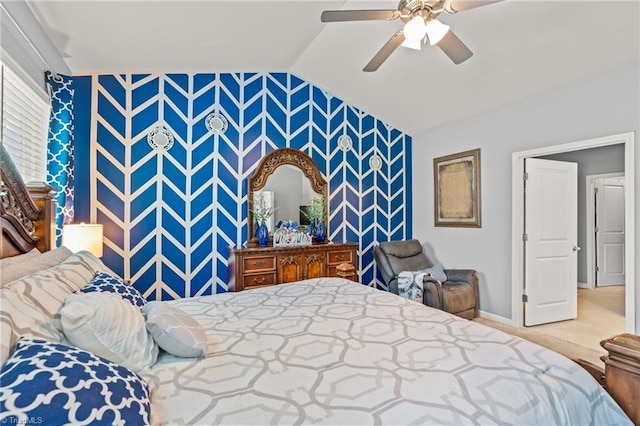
[228,242,358,291]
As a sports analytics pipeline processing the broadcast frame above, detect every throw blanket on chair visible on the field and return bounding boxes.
[397,270,427,302]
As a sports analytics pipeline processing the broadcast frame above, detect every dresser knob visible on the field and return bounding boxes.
[253,277,266,284]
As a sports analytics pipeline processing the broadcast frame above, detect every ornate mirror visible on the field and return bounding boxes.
[247,148,328,246]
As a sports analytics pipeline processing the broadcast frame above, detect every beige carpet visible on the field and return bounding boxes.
[473,317,605,368]
[473,286,626,368]
[528,286,625,351]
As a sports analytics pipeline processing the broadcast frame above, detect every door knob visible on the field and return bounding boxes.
[573,246,581,252]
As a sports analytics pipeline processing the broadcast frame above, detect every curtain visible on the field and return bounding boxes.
[45,71,75,246]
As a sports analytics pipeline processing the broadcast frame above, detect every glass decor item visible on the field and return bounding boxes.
[257,222,269,247]
[315,221,325,244]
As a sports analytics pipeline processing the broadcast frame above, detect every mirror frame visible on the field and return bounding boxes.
[247,148,328,246]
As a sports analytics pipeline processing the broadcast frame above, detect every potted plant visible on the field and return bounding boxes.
[251,192,276,247]
[301,197,326,244]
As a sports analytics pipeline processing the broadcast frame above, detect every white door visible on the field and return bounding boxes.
[595,177,625,286]
[524,158,578,326]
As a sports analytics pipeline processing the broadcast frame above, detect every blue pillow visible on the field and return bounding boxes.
[424,264,447,283]
[0,337,151,425]
[79,271,147,307]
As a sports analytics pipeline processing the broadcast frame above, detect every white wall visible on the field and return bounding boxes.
[412,63,640,329]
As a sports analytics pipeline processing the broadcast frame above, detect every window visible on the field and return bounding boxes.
[0,58,50,183]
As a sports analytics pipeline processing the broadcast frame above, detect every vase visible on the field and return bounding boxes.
[257,222,269,247]
[315,221,325,244]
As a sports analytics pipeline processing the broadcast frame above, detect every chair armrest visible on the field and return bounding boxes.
[373,246,397,293]
[424,275,442,288]
[388,278,399,295]
[444,269,479,318]
[444,269,477,285]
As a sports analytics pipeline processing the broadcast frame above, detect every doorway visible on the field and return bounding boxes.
[511,132,635,334]
[586,174,626,288]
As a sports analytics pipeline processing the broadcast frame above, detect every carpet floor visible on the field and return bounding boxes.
[473,317,605,368]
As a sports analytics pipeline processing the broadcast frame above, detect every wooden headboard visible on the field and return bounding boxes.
[0,144,55,259]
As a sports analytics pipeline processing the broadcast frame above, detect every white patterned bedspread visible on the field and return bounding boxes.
[147,278,630,425]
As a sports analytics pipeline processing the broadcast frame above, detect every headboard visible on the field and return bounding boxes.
[0,144,55,258]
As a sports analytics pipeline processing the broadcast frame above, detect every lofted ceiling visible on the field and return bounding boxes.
[26,0,640,135]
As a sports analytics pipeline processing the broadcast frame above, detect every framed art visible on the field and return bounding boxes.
[434,148,481,227]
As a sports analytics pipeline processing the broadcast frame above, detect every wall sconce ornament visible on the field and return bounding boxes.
[338,135,353,151]
[147,126,174,151]
[205,112,228,135]
[369,154,383,171]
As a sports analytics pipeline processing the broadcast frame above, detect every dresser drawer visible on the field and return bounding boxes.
[243,272,277,289]
[243,255,276,272]
[328,250,353,265]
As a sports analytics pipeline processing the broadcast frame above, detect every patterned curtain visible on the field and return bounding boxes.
[45,72,75,246]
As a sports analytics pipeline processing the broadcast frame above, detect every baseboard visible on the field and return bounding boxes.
[478,310,516,326]
[578,282,592,289]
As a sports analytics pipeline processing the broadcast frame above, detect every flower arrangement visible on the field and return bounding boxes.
[250,192,276,225]
[301,197,326,224]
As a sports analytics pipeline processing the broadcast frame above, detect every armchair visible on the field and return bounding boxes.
[373,239,478,319]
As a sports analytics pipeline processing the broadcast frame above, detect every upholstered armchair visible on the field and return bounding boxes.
[373,239,478,319]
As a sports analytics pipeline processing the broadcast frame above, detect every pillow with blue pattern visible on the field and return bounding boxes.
[79,271,147,307]
[0,337,151,425]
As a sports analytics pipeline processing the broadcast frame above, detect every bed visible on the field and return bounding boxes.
[0,146,633,425]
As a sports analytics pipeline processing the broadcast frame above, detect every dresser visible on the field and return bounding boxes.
[228,242,358,292]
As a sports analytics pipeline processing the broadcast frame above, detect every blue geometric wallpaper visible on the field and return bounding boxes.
[72,72,412,300]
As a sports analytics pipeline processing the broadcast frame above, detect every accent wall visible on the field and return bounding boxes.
[73,72,412,300]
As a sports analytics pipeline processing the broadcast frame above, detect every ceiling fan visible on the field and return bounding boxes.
[321,0,502,72]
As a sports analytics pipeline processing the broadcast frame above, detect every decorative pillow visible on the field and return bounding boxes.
[0,248,40,269]
[143,302,207,358]
[60,292,158,372]
[1,247,74,287]
[78,271,147,307]
[424,264,448,283]
[397,270,427,302]
[0,250,109,365]
[0,337,151,425]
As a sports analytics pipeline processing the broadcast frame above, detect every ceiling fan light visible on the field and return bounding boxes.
[401,37,422,50]
[425,19,450,45]
[403,16,427,41]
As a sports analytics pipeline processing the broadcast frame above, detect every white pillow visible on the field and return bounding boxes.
[0,248,40,268]
[60,292,158,372]
[143,302,207,358]
[1,246,73,287]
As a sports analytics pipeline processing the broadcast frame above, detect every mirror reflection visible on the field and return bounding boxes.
[254,165,321,231]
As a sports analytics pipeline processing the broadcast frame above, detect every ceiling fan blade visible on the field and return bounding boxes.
[444,0,503,13]
[363,31,405,72]
[437,31,473,64]
[321,9,398,23]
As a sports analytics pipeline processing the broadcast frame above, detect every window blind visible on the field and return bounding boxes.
[0,60,50,183]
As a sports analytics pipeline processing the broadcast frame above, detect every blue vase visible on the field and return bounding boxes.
[257,222,269,247]
[315,221,325,244]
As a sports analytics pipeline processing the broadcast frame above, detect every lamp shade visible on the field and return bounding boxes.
[62,223,104,257]
[425,19,450,45]
[403,16,427,42]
